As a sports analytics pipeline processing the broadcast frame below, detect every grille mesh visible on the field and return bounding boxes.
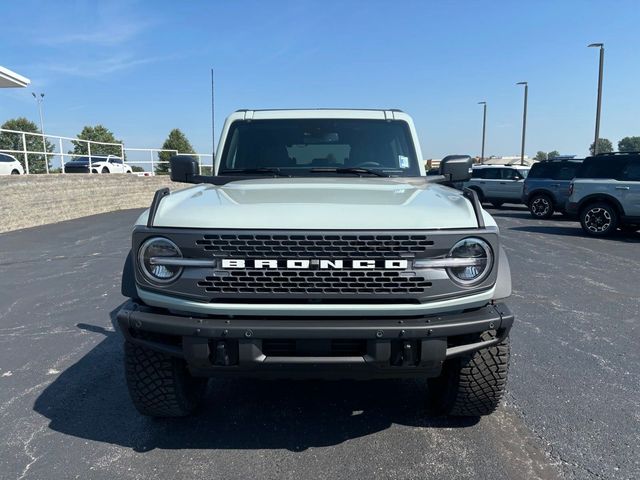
[195,233,434,258]
[197,269,432,296]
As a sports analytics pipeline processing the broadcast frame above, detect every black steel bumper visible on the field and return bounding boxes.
[116,301,514,379]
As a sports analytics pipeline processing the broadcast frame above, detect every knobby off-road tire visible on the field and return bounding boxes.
[124,341,207,417]
[427,331,510,417]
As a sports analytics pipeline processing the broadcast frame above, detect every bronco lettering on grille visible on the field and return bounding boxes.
[220,259,409,270]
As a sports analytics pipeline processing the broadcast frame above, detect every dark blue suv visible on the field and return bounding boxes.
[522,158,583,218]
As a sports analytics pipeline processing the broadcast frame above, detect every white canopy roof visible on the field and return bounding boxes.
[0,66,30,88]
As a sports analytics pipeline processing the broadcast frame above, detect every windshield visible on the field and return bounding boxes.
[218,119,421,176]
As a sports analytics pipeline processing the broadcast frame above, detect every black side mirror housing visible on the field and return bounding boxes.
[439,155,473,182]
[170,155,199,183]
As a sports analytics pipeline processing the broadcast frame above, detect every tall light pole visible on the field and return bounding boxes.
[31,92,48,174]
[478,101,487,164]
[588,43,604,155]
[516,82,528,166]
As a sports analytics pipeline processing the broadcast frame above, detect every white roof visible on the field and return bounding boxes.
[0,66,30,88]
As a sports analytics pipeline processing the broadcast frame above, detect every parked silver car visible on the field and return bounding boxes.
[464,165,530,208]
[566,152,640,236]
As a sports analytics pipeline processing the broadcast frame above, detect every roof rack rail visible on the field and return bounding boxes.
[595,151,640,156]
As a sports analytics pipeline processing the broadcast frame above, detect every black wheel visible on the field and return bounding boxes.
[11,169,20,175]
[580,202,618,236]
[528,193,554,219]
[101,167,109,174]
[427,331,509,417]
[124,341,207,417]
[491,201,504,208]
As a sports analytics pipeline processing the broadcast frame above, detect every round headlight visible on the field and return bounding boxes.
[138,237,183,284]
[446,238,493,286]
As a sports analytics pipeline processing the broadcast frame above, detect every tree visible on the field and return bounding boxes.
[618,136,640,153]
[70,125,123,157]
[156,128,195,175]
[0,117,54,173]
[547,150,560,159]
[589,138,613,156]
[534,151,547,161]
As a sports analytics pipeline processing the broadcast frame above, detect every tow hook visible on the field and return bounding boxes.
[214,341,231,366]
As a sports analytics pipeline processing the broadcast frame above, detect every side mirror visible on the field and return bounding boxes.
[439,155,473,182]
[170,155,199,183]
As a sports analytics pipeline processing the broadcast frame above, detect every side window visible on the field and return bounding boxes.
[483,168,501,179]
[621,161,640,181]
[530,164,552,179]
[501,168,520,180]
[0,154,13,163]
[554,165,578,181]
[471,169,485,179]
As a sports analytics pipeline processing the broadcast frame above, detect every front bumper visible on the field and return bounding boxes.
[117,301,514,379]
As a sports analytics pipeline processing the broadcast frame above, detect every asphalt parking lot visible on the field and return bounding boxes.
[0,207,638,480]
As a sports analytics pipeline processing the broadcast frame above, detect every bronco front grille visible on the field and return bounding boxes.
[196,269,432,296]
[195,233,434,258]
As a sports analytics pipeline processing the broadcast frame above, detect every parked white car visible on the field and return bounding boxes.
[65,155,132,174]
[0,153,24,175]
[464,164,530,207]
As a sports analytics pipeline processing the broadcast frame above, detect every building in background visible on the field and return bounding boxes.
[0,66,30,88]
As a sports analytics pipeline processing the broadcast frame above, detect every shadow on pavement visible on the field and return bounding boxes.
[33,304,477,452]
[510,225,640,242]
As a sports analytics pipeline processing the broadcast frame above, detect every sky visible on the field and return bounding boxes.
[1,0,639,160]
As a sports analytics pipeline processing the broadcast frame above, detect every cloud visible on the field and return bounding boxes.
[40,54,171,78]
[35,20,154,47]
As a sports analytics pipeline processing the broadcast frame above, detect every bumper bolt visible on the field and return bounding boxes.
[376,330,383,338]
[133,319,142,329]
[427,329,433,336]
[489,322,495,329]
[222,329,229,336]
[244,330,253,338]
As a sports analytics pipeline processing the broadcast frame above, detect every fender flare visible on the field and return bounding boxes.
[493,245,512,300]
[577,194,626,216]
[121,250,140,301]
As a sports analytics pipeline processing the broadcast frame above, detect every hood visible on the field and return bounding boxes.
[142,177,486,230]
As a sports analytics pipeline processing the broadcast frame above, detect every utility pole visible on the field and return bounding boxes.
[211,69,215,161]
[31,92,48,174]
[478,101,487,164]
[516,82,528,166]
[588,43,605,155]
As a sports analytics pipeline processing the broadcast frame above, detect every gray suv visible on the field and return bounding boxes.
[566,153,640,236]
[464,165,530,208]
[522,158,583,219]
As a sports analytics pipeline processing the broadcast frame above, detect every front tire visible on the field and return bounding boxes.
[101,167,109,174]
[427,332,509,417]
[529,193,554,219]
[580,202,618,236]
[124,341,207,417]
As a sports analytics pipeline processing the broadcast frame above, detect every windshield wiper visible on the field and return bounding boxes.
[220,168,290,177]
[309,167,389,177]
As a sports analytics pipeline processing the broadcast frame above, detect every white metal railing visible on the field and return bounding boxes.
[0,128,213,175]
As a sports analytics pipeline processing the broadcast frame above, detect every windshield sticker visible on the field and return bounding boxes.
[399,155,409,169]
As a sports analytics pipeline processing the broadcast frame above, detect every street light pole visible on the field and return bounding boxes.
[478,102,487,164]
[516,82,528,166]
[31,92,48,174]
[588,43,604,155]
